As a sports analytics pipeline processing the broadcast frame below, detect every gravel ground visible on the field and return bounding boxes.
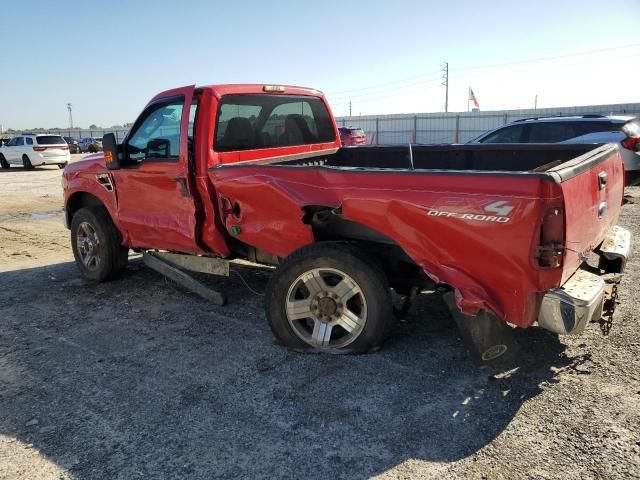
[0,160,639,479]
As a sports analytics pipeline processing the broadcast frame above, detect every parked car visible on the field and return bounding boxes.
[338,127,366,146]
[469,114,640,185]
[79,137,103,153]
[63,136,81,154]
[0,134,70,169]
[61,84,630,362]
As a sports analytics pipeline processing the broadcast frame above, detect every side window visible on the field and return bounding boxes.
[480,125,525,143]
[127,99,184,162]
[527,122,577,143]
[26,137,33,145]
[576,121,619,135]
[7,138,16,146]
[15,137,24,146]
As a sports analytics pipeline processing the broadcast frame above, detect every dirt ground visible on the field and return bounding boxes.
[0,157,639,479]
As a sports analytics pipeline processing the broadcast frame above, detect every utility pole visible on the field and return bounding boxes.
[67,103,73,129]
[348,100,352,118]
[441,62,449,113]
[534,94,538,112]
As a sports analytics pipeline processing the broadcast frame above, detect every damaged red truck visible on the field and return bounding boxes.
[62,84,631,360]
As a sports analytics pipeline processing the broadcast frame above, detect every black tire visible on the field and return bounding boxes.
[443,292,517,364]
[70,207,129,282]
[0,154,9,169]
[22,155,34,170]
[88,146,95,153]
[265,242,392,354]
[58,162,68,169]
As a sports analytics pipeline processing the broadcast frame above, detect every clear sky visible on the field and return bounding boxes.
[1,0,639,129]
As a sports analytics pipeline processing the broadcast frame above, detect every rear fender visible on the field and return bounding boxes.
[213,170,507,321]
[341,197,505,319]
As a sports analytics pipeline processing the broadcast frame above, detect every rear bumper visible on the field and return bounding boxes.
[537,225,631,335]
[34,154,70,165]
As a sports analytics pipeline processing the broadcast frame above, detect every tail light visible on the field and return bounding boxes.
[536,206,565,268]
[33,145,69,152]
[621,136,640,151]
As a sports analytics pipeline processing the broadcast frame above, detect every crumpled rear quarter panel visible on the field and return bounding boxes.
[212,166,559,327]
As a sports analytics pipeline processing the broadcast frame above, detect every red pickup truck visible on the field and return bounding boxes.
[62,84,631,360]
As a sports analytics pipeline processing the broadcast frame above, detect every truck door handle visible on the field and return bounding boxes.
[598,172,607,190]
[598,201,607,218]
[175,177,190,197]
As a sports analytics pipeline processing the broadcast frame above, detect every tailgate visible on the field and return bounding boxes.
[551,144,625,282]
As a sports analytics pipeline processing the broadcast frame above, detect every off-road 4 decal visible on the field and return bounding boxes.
[427,198,517,223]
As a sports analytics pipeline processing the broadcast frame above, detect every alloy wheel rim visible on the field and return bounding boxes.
[285,267,367,349]
[76,221,101,270]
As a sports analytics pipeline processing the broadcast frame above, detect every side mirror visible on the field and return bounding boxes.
[103,133,121,170]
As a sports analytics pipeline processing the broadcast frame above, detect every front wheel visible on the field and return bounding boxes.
[58,162,68,169]
[265,243,392,354]
[0,154,9,169]
[71,207,129,281]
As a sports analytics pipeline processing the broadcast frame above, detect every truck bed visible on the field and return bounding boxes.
[213,143,624,328]
[273,143,599,173]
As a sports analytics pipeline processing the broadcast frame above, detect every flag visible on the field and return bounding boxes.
[469,88,479,108]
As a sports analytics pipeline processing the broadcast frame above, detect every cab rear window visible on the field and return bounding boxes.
[215,94,335,152]
[36,136,66,145]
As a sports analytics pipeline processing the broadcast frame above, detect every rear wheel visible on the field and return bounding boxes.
[22,155,34,170]
[71,207,129,282]
[266,243,392,354]
[0,154,9,169]
[88,146,96,153]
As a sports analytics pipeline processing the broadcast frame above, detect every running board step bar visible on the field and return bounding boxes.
[142,251,228,306]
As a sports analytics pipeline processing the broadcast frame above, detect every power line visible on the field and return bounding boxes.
[326,68,442,96]
[448,51,640,83]
[329,51,640,108]
[329,82,444,108]
[450,42,640,72]
[325,42,640,102]
[327,74,442,102]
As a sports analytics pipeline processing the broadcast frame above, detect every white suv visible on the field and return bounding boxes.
[0,134,71,170]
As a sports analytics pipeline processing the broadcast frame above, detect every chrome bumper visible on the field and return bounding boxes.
[538,225,631,335]
[599,225,632,272]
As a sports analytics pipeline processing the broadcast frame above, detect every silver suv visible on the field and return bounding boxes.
[470,114,640,186]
